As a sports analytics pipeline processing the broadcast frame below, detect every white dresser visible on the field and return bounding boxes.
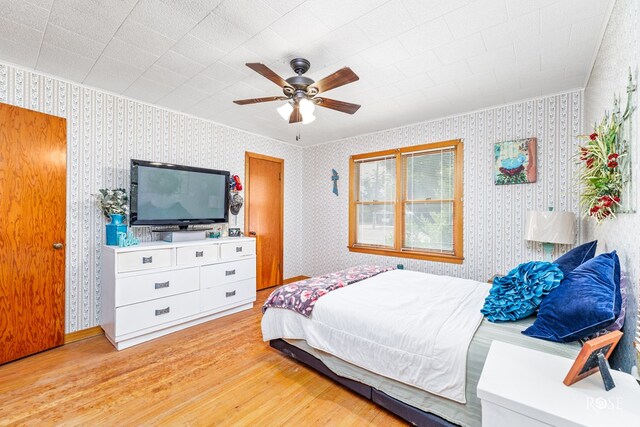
[101,237,256,350]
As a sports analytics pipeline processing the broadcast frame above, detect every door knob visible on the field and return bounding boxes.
[53,243,64,250]
[248,231,256,236]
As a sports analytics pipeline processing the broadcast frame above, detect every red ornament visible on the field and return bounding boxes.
[613,196,621,203]
[608,153,619,160]
[232,174,243,191]
[589,133,598,140]
[607,160,618,168]
[586,158,595,168]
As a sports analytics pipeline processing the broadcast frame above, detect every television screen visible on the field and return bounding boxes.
[130,159,229,226]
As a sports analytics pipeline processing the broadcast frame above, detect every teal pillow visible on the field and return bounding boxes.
[523,251,621,342]
[480,262,563,322]
[553,240,597,276]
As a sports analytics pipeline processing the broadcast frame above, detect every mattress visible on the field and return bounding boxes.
[262,269,490,403]
[283,317,581,427]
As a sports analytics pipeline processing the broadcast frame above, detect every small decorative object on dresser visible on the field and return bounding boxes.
[228,228,242,237]
[95,188,128,246]
[564,330,623,390]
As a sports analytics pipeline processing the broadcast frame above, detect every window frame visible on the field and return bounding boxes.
[348,139,464,264]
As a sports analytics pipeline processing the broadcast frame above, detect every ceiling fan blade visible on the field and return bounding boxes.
[315,97,361,114]
[289,105,302,124]
[310,67,359,94]
[246,63,292,89]
[233,96,287,105]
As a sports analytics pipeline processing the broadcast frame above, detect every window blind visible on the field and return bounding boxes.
[403,148,455,254]
[354,156,395,248]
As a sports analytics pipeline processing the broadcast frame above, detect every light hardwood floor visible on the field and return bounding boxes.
[0,289,405,426]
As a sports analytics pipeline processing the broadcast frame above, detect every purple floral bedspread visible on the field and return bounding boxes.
[262,265,394,317]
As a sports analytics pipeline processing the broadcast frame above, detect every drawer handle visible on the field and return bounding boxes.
[226,290,236,298]
[154,281,170,289]
[155,307,170,316]
[142,256,153,264]
[195,251,204,258]
[235,246,243,252]
[225,269,236,276]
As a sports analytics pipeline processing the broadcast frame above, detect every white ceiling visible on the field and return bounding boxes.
[0,0,614,146]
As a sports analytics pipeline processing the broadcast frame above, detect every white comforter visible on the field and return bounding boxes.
[262,269,490,403]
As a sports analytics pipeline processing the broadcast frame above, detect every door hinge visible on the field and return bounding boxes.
[279,172,282,181]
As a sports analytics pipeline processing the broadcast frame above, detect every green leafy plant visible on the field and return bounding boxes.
[95,188,129,219]
[577,113,625,223]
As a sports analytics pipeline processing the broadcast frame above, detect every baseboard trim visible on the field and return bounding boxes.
[282,275,310,285]
[64,326,104,344]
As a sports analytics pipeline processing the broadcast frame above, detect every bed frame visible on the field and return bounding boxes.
[270,339,457,427]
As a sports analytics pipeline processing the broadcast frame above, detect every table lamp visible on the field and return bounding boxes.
[525,208,576,261]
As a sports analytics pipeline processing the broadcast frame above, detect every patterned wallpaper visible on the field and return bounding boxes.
[584,0,638,372]
[302,91,585,284]
[0,62,305,333]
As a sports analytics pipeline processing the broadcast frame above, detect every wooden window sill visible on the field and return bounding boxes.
[347,245,464,264]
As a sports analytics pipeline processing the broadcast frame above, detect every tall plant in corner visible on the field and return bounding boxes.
[577,113,624,223]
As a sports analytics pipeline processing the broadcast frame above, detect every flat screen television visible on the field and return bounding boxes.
[130,159,229,227]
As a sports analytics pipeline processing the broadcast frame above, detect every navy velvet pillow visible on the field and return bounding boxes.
[553,240,597,276]
[522,251,621,343]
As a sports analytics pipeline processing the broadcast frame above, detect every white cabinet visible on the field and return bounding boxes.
[478,341,640,427]
[101,237,256,350]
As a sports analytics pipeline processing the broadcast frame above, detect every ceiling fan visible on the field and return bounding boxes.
[233,58,361,124]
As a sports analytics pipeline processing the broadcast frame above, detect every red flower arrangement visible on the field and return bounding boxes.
[578,113,624,224]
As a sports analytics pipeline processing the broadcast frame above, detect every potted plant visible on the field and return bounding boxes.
[96,188,129,245]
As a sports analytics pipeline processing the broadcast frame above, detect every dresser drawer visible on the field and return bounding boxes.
[115,267,199,307]
[117,249,172,273]
[201,278,256,313]
[200,258,256,288]
[115,291,200,336]
[220,240,255,259]
[176,244,218,266]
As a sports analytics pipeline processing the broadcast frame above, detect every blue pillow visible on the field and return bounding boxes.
[480,262,564,322]
[553,240,597,276]
[523,251,621,342]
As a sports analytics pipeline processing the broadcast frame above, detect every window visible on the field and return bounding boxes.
[348,140,463,263]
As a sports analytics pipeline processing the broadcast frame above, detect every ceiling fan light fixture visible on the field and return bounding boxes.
[302,113,316,125]
[277,102,293,121]
[299,98,315,116]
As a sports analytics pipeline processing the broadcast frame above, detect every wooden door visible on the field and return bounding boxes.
[245,152,283,290]
[0,103,67,365]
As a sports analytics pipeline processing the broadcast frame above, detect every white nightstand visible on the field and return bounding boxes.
[478,341,640,427]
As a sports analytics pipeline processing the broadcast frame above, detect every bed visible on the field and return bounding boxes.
[262,269,582,426]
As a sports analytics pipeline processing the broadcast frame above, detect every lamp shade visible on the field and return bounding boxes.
[277,102,293,120]
[525,210,576,244]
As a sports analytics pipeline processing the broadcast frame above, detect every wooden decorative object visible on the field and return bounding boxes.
[563,331,623,389]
